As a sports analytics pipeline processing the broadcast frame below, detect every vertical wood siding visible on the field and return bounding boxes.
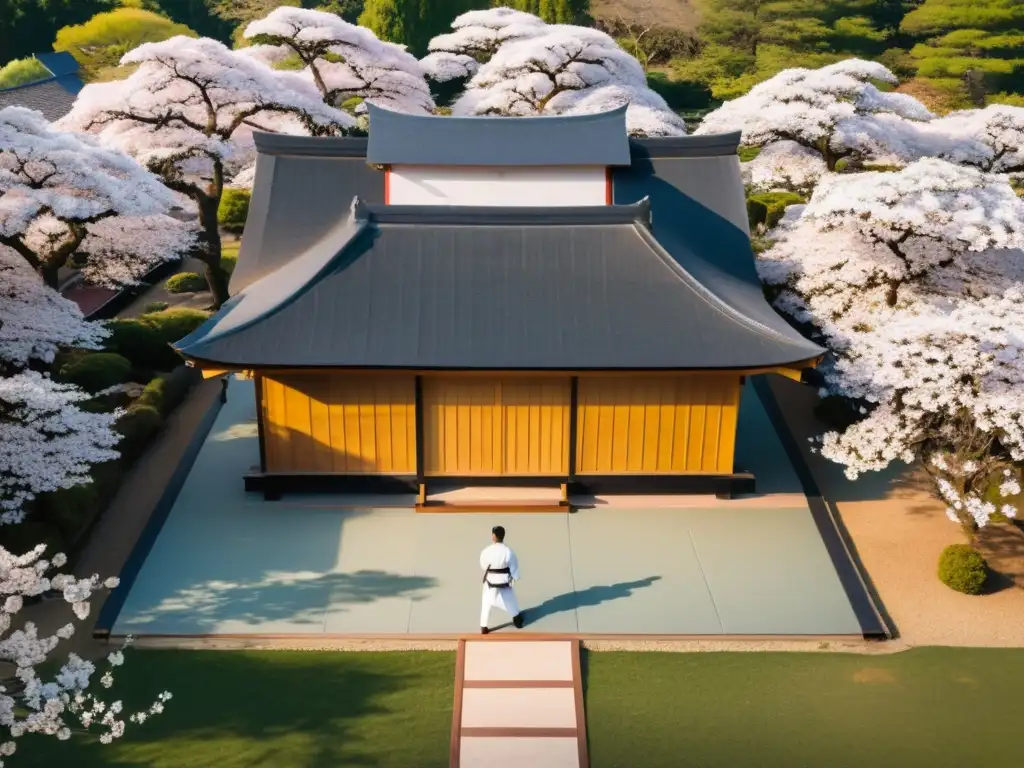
[422,376,570,476]
[262,374,416,474]
[575,375,741,474]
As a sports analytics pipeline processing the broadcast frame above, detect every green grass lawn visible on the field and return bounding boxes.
[14,647,1024,767]
[584,647,1024,768]
[17,650,454,768]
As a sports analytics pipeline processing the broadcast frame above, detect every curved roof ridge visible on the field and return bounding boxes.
[175,212,367,355]
[632,223,823,359]
[352,197,652,226]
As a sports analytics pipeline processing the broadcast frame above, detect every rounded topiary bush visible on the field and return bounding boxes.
[165,272,207,294]
[139,308,210,344]
[57,352,133,393]
[938,544,989,595]
[103,318,180,372]
[218,188,251,233]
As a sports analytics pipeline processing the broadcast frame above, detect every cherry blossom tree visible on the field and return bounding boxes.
[0,544,171,761]
[757,159,1024,531]
[0,108,192,290]
[450,24,687,137]
[242,7,434,116]
[421,7,549,83]
[696,60,935,171]
[60,36,353,308]
[923,105,1024,176]
[742,141,826,194]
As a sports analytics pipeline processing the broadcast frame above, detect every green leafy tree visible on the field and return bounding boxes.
[0,56,50,88]
[901,0,1024,98]
[676,0,893,99]
[0,0,114,66]
[505,0,590,25]
[359,0,487,55]
[53,7,196,81]
[135,0,235,43]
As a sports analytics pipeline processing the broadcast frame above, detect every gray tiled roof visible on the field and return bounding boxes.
[365,103,633,166]
[0,79,78,121]
[176,200,823,370]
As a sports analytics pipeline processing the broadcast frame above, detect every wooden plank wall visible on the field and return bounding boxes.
[422,377,571,476]
[261,374,416,473]
[575,375,740,474]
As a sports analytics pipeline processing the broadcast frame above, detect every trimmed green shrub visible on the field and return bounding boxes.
[57,352,133,393]
[738,146,762,162]
[145,301,170,313]
[645,71,711,110]
[114,405,164,461]
[138,308,210,344]
[134,367,197,417]
[159,366,201,415]
[938,544,989,595]
[103,318,180,371]
[0,57,50,89]
[165,272,207,294]
[747,192,806,229]
[746,197,769,228]
[218,188,251,233]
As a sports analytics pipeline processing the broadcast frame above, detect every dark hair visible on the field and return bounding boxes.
[491,526,505,541]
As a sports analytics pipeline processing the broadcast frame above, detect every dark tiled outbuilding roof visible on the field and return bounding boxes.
[0,52,83,121]
[176,199,823,371]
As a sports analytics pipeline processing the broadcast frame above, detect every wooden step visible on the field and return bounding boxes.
[416,484,570,512]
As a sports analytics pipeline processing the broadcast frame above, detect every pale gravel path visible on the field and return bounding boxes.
[767,377,1024,649]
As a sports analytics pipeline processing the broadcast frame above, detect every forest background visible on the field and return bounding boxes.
[2,0,1022,116]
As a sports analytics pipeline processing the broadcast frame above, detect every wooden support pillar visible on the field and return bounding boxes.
[567,376,579,484]
[414,375,425,485]
[254,373,267,473]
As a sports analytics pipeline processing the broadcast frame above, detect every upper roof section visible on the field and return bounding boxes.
[176,198,824,371]
[365,103,633,167]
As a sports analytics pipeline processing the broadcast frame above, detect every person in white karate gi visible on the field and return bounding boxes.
[479,525,524,634]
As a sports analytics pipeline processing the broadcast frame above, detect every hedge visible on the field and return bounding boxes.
[218,188,251,233]
[136,366,201,417]
[103,317,181,372]
[57,352,133,393]
[114,404,164,461]
[938,544,989,595]
[165,272,207,294]
[138,307,210,344]
[747,192,806,229]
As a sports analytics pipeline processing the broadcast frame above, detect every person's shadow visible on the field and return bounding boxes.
[525,576,662,623]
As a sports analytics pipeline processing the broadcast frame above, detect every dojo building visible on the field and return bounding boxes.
[175,104,824,502]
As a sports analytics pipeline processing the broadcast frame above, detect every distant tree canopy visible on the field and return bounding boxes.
[0,0,113,65]
[504,0,591,25]
[132,0,234,43]
[901,0,1024,96]
[359,0,487,56]
[675,0,893,99]
[54,7,197,81]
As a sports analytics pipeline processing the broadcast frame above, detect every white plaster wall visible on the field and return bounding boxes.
[387,166,608,206]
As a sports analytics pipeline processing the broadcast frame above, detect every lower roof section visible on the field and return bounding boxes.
[175,201,824,370]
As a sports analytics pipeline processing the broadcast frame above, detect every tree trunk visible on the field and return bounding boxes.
[196,195,229,309]
[40,261,61,290]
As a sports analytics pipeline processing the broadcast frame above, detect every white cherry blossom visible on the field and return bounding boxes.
[451,24,686,136]
[422,7,548,82]
[243,7,435,115]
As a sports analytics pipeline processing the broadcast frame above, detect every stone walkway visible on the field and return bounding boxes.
[452,639,587,768]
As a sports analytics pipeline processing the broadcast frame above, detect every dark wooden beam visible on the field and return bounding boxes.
[568,376,579,481]
[414,375,425,486]
[254,373,268,474]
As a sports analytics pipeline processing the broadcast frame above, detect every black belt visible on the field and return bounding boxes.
[483,566,511,588]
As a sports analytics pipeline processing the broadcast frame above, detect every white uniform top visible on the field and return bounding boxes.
[480,542,520,587]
